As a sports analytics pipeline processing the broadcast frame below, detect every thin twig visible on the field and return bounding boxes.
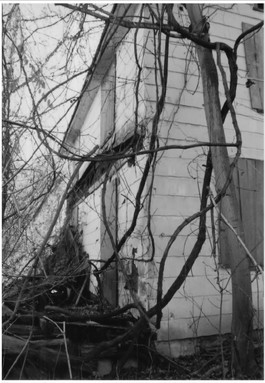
[3,157,89,328]
[63,321,73,379]
[75,272,89,306]
[43,316,72,378]
[4,330,33,379]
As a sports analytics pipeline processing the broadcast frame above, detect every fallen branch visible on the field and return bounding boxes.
[44,302,138,320]
[3,331,33,379]
[2,334,93,373]
[43,316,72,378]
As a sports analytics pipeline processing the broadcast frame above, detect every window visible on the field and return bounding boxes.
[253,4,264,12]
[219,158,264,268]
[242,22,264,112]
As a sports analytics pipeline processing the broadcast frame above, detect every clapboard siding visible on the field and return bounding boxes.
[158,314,233,341]
[152,176,201,197]
[153,234,214,259]
[77,191,102,294]
[207,3,264,21]
[154,155,205,177]
[118,157,148,230]
[115,27,146,134]
[79,193,101,255]
[151,195,201,217]
[68,3,263,357]
[161,255,220,279]
[78,88,101,178]
[138,4,263,350]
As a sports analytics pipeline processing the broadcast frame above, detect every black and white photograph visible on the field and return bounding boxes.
[2,2,264,379]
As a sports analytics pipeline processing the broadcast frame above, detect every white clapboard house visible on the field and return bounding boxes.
[62,4,263,356]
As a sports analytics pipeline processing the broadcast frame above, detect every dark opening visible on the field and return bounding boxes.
[253,4,264,12]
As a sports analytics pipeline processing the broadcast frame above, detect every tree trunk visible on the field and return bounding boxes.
[186,4,255,377]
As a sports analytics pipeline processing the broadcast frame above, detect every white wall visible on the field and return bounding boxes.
[78,189,102,294]
[117,156,151,308]
[72,3,263,356]
[74,10,148,298]
[139,4,263,355]
[71,86,102,294]
[115,25,146,134]
[78,88,101,178]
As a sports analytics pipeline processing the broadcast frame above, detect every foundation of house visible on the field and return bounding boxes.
[155,330,263,359]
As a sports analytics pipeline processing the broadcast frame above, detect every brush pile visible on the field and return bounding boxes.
[2,226,151,379]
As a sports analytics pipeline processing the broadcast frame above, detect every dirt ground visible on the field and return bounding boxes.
[117,341,263,380]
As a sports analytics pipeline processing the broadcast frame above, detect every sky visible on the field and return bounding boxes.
[3,3,105,160]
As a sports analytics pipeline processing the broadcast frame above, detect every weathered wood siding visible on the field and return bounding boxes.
[139,4,263,354]
[114,21,151,307]
[78,88,101,178]
[72,8,148,301]
[78,190,102,295]
[69,3,263,357]
[115,25,146,134]
[117,157,151,308]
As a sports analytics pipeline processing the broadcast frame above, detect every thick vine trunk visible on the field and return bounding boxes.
[186,4,255,377]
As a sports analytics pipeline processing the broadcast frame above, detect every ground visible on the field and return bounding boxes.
[117,336,263,380]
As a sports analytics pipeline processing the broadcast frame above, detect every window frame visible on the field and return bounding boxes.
[253,4,264,12]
